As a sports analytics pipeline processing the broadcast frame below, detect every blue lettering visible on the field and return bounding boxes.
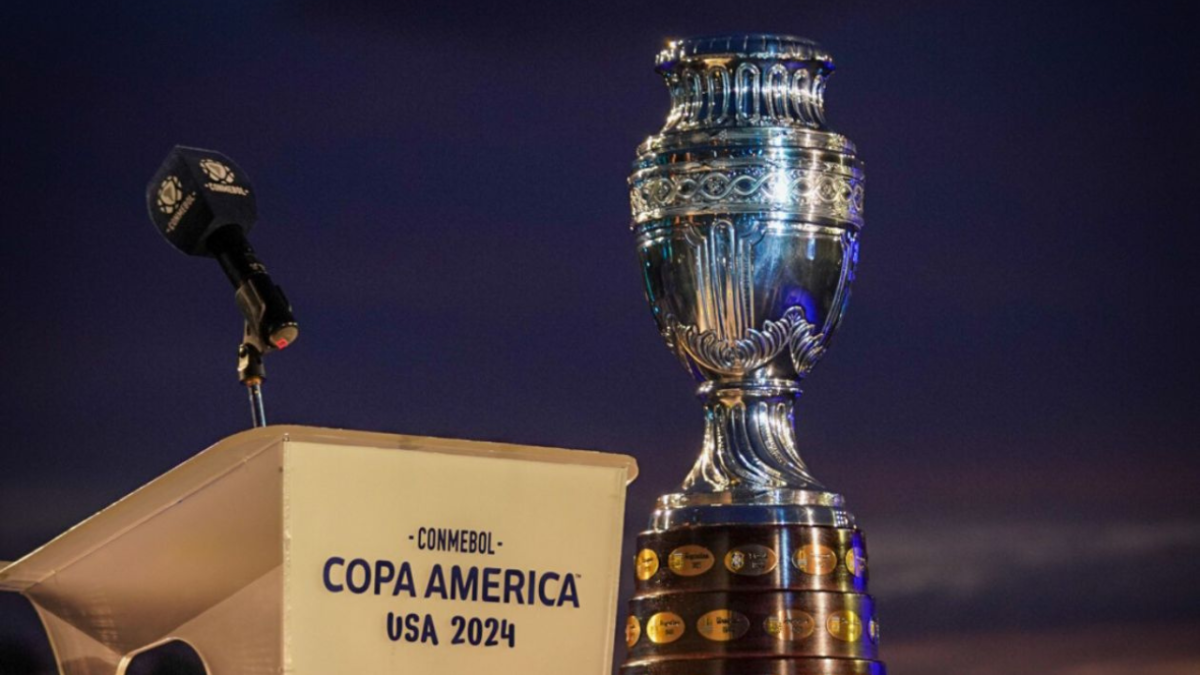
[422,613,439,645]
[503,568,524,604]
[346,558,370,594]
[451,565,477,601]
[425,564,447,599]
[482,567,500,603]
[538,572,559,606]
[322,557,345,592]
[394,562,416,597]
[374,560,395,595]
[558,573,579,608]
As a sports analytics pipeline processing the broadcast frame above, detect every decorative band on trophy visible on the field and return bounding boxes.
[632,526,869,593]
[668,545,716,576]
[696,609,751,642]
[625,594,880,662]
[724,544,778,576]
[645,611,686,644]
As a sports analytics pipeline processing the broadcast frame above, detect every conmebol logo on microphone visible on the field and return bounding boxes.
[156,175,184,214]
[157,174,198,233]
[199,158,236,184]
[199,157,250,196]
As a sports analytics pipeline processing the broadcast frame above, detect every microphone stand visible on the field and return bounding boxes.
[238,326,269,428]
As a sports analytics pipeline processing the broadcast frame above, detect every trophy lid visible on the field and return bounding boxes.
[655,33,834,72]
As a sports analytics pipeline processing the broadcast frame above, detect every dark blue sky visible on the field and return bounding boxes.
[2,2,1197,673]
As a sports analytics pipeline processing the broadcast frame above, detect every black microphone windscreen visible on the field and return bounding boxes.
[146,146,258,257]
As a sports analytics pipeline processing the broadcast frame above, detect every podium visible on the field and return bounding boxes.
[0,426,638,674]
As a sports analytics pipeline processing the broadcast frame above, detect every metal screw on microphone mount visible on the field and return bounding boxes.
[238,342,268,428]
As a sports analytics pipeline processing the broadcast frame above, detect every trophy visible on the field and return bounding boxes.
[622,35,883,675]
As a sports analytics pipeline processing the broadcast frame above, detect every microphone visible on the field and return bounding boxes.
[146,146,298,353]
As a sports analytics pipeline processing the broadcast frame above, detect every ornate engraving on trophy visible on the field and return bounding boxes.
[696,609,750,642]
[645,612,686,644]
[630,163,864,226]
[668,545,715,576]
[670,305,826,378]
[656,47,832,131]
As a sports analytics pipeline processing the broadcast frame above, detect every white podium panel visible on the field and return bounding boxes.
[0,426,637,675]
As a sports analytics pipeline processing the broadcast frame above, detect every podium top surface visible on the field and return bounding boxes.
[0,425,638,593]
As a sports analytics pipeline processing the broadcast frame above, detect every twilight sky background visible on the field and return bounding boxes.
[1,1,1198,673]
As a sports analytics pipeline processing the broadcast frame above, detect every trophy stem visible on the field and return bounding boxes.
[683,380,822,494]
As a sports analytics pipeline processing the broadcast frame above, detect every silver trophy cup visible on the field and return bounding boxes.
[623,34,883,675]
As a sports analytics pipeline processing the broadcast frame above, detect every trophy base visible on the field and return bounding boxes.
[623,500,884,675]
